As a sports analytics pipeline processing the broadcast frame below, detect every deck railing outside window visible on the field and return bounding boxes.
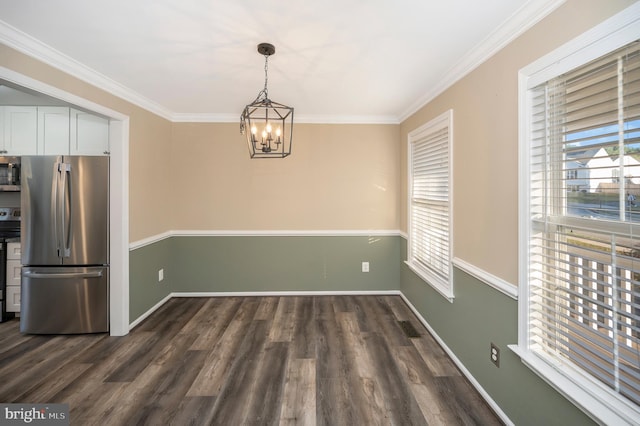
[531,225,640,405]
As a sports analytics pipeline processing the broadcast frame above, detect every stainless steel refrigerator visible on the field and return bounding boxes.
[20,156,109,334]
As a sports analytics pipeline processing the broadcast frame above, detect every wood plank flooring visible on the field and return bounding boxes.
[0,296,503,425]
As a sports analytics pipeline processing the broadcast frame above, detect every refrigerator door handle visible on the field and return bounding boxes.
[53,161,61,257]
[23,270,103,279]
[59,162,72,258]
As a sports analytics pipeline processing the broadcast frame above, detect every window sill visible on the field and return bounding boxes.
[508,344,640,425]
[404,260,454,303]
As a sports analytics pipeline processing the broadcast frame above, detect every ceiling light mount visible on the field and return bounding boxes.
[240,43,294,159]
[257,42,275,56]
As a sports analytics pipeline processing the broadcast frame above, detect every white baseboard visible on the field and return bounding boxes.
[128,293,172,330]
[171,290,402,298]
[129,289,512,425]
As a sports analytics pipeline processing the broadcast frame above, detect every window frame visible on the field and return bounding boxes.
[515,3,640,424]
[406,109,454,301]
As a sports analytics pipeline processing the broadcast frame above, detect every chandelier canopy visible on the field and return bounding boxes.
[240,43,294,159]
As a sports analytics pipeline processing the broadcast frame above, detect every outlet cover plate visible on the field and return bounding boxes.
[490,342,500,367]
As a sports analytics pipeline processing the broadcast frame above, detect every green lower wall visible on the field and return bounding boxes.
[129,237,173,321]
[170,235,400,293]
[129,234,594,425]
[129,234,400,319]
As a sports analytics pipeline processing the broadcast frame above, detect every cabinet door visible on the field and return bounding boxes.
[38,107,70,155]
[6,242,20,260]
[6,286,20,313]
[6,260,21,286]
[70,109,109,155]
[2,106,37,155]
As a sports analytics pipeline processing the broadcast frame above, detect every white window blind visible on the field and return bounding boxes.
[527,40,640,410]
[408,110,453,299]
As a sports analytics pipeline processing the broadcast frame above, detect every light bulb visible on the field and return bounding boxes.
[266,123,272,133]
[276,127,281,137]
[262,130,267,139]
[251,125,257,135]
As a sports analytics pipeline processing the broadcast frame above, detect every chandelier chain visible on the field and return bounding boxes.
[263,53,269,97]
[250,53,270,104]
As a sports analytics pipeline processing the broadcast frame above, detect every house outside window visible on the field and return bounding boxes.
[407,110,454,301]
[516,7,640,424]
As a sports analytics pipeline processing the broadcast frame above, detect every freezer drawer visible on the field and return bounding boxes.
[20,266,108,334]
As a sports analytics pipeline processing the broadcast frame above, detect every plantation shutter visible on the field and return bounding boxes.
[409,111,452,297]
[528,41,640,406]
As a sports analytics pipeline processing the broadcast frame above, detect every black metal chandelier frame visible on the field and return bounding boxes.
[240,43,294,159]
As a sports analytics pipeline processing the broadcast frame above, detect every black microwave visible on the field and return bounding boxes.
[0,157,20,191]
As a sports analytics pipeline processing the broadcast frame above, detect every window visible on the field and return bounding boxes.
[407,110,453,300]
[518,8,640,423]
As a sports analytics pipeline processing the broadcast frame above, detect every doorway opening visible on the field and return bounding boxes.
[0,68,130,336]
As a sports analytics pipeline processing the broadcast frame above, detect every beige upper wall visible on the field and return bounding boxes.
[170,122,400,231]
[0,44,173,242]
[399,0,637,285]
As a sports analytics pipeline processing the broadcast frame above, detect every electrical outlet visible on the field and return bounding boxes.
[362,261,370,272]
[490,342,500,367]
[158,268,164,282]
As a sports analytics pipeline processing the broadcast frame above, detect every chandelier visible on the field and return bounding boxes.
[240,43,294,159]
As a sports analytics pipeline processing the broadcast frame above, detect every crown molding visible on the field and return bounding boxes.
[0,19,175,121]
[397,0,566,122]
[170,113,239,123]
[293,114,399,125]
[171,112,400,124]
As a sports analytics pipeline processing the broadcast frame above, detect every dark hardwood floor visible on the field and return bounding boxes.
[0,296,503,425]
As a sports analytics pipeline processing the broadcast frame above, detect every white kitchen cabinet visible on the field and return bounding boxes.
[7,241,20,260]
[70,108,110,155]
[6,259,21,286]
[0,106,108,156]
[6,241,21,313]
[0,106,37,155]
[38,106,70,155]
[6,286,20,313]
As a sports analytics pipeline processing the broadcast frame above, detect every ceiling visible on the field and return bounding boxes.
[0,0,563,123]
